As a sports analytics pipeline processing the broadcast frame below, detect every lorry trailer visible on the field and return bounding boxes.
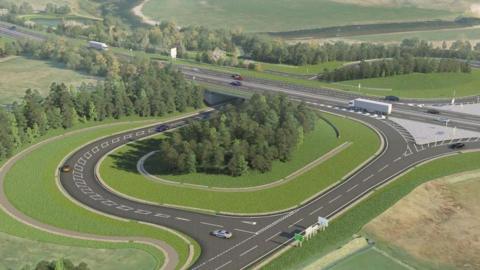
[349,98,392,115]
[88,41,108,51]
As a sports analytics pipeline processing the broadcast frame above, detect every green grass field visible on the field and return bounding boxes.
[0,57,99,104]
[100,113,380,214]
[0,231,156,270]
[327,247,408,270]
[263,151,480,270]
[261,61,345,76]
[142,118,340,188]
[348,26,480,43]
[4,0,101,18]
[336,69,480,99]
[142,0,456,32]
[3,112,204,270]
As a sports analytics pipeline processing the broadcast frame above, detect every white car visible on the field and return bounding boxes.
[211,230,233,239]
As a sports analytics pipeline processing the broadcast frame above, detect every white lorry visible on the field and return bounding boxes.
[349,98,392,115]
[88,41,108,51]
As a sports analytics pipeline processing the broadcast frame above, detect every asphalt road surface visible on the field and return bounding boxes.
[59,103,480,270]
[3,23,480,269]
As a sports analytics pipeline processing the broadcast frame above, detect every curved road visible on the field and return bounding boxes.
[59,103,480,270]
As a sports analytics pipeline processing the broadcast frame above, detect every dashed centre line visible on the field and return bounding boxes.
[394,157,402,162]
[234,228,257,235]
[239,245,258,257]
[265,231,281,242]
[346,184,358,193]
[363,174,374,182]
[309,206,323,216]
[378,165,389,172]
[288,218,304,228]
[175,217,191,222]
[329,195,342,204]
[200,222,223,228]
[215,260,232,270]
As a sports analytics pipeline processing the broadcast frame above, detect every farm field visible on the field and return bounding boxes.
[2,113,205,270]
[99,113,380,214]
[141,0,456,32]
[142,118,340,188]
[363,172,480,270]
[2,0,100,18]
[335,69,480,99]
[346,26,480,44]
[327,247,408,270]
[262,151,480,270]
[0,57,99,105]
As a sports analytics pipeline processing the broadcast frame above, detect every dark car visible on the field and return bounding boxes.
[230,81,242,86]
[427,109,440,115]
[155,125,169,132]
[231,74,244,80]
[449,142,465,149]
[61,164,72,173]
[9,25,16,30]
[385,96,400,102]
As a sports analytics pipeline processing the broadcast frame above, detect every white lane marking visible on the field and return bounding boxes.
[329,195,342,204]
[288,218,304,228]
[363,174,374,182]
[154,213,170,218]
[378,165,389,172]
[240,245,258,257]
[309,206,324,216]
[175,217,191,222]
[265,231,281,242]
[215,260,232,270]
[347,184,358,193]
[200,222,223,228]
[234,228,257,235]
[241,221,257,225]
[394,157,402,162]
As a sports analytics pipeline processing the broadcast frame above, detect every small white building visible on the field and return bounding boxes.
[0,9,8,16]
[88,41,108,51]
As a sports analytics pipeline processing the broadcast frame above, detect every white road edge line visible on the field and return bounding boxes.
[240,245,258,257]
[200,222,223,228]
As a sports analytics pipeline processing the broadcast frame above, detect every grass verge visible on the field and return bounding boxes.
[99,113,380,214]
[261,151,480,269]
[3,111,203,270]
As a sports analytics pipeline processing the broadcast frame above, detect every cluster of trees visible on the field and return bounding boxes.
[0,1,33,15]
[44,3,71,15]
[0,56,204,162]
[31,259,89,270]
[321,56,471,82]
[158,94,317,176]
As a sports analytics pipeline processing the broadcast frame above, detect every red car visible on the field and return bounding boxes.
[231,74,244,80]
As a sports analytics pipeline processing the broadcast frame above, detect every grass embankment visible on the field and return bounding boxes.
[143,118,340,188]
[0,57,99,104]
[100,113,380,214]
[337,69,480,99]
[3,111,203,270]
[261,62,345,76]
[142,0,455,32]
[262,151,480,270]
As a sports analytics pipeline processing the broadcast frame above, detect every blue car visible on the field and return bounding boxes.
[155,125,169,132]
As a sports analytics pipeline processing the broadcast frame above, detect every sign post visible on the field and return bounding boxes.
[294,233,304,247]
